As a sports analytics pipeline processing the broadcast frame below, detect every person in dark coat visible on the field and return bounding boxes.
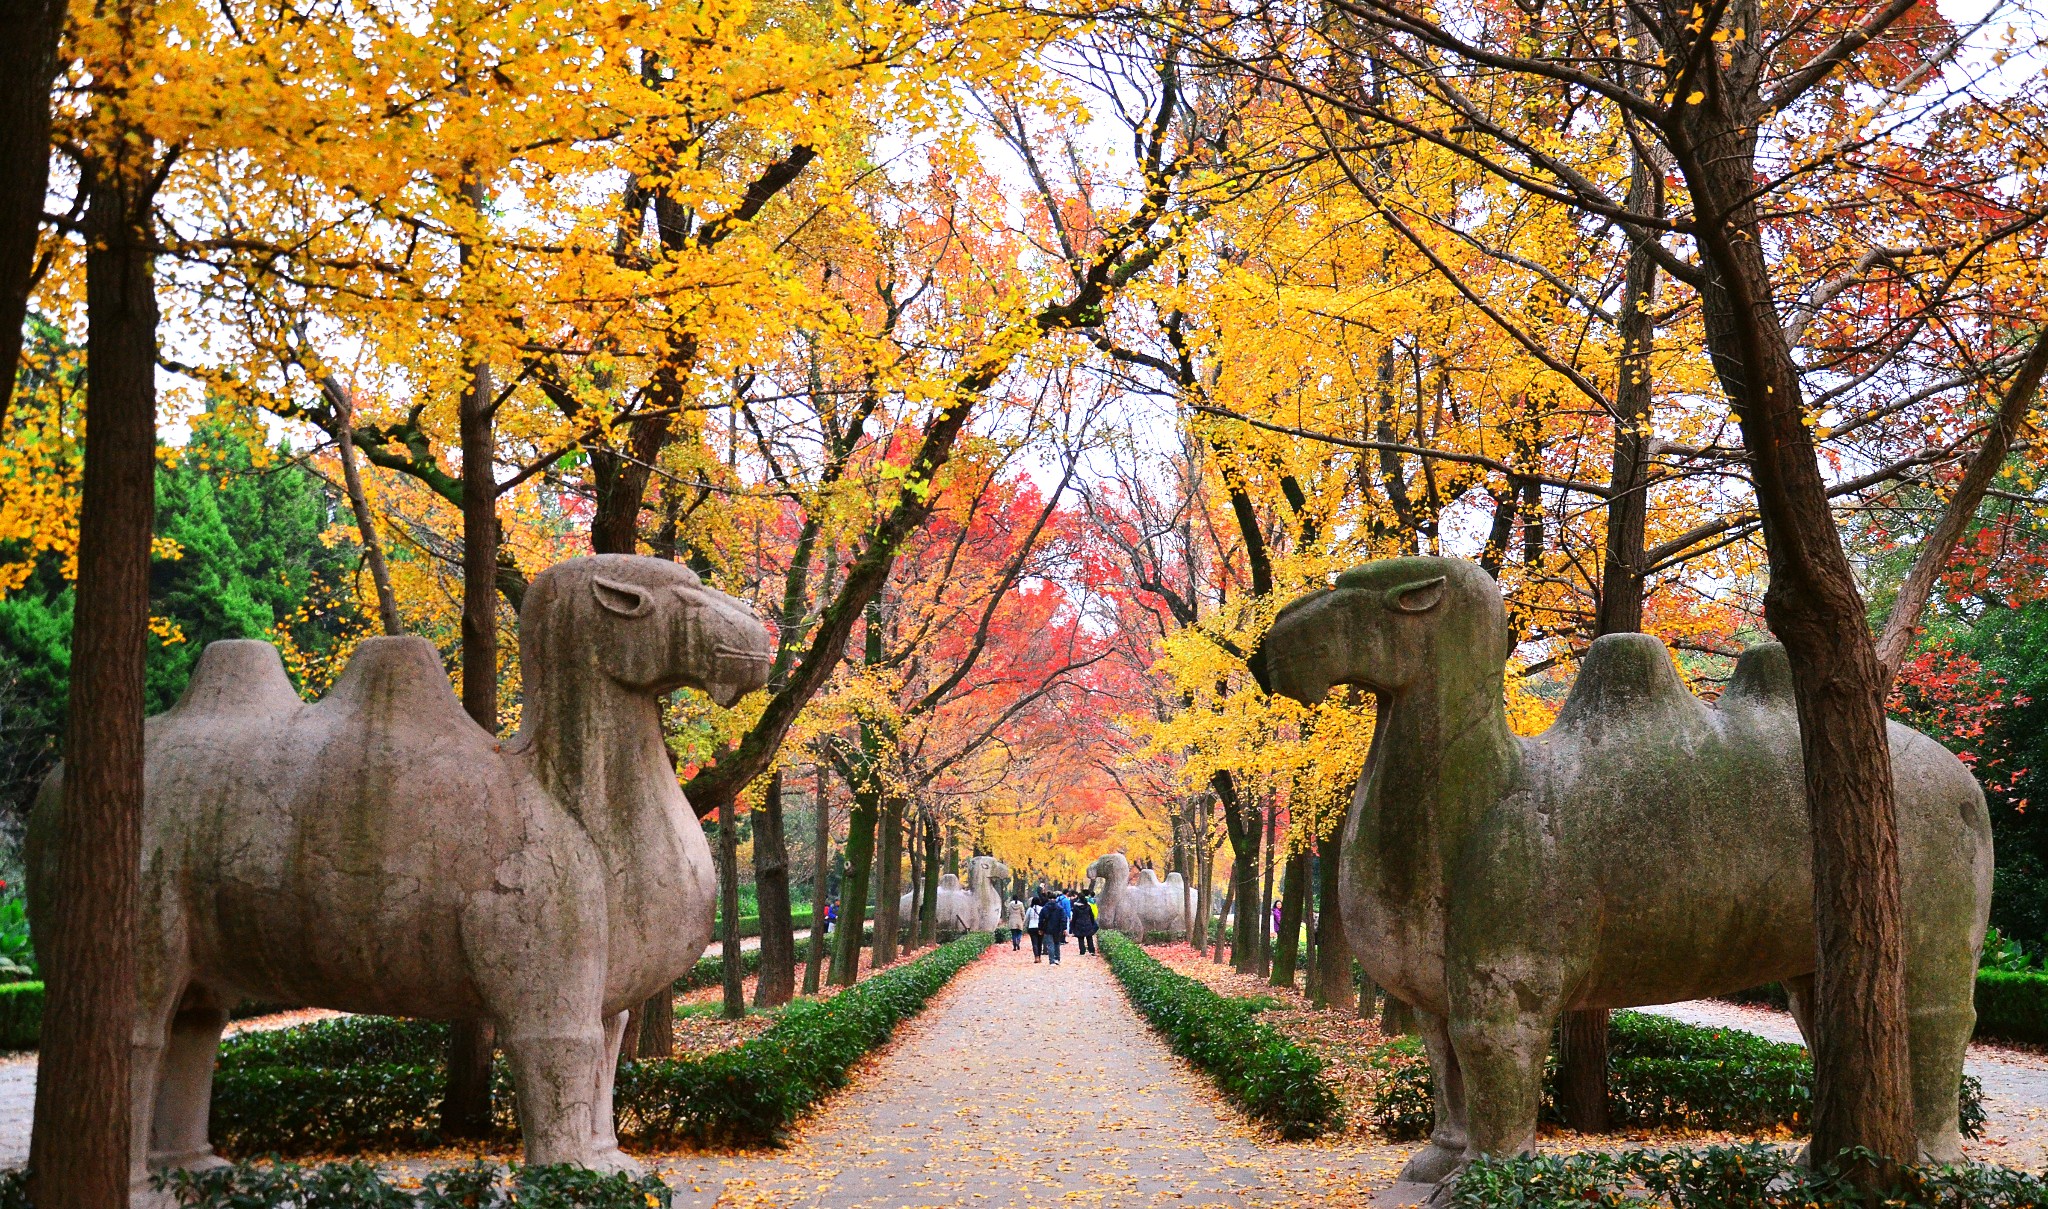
[1069,893,1099,955]
[1040,889,1071,965]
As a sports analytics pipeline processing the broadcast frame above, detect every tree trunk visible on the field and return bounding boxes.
[1271,847,1307,989]
[872,796,905,968]
[803,763,832,995]
[1312,838,1354,1011]
[1214,772,1261,970]
[1381,994,1416,1036]
[720,793,744,1019]
[752,770,796,1006]
[832,788,877,987]
[0,0,66,424]
[920,815,942,947]
[442,278,499,1139]
[1214,879,1235,966]
[1558,148,1662,1134]
[1257,800,1277,976]
[331,382,402,635]
[1681,104,1913,1177]
[27,164,157,1209]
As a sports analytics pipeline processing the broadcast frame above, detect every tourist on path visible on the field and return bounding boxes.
[1002,898,1024,950]
[1025,896,1045,961]
[1041,890,1070,965]
[1070,893,1098,955]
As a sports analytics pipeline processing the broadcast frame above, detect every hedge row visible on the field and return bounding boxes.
[209,931,991,1155]
[1727,969,2048,1046]
[1369,1010,1986,1140]
[1448,1144,2046,1209]
[0,982,40,1049]
[0,1161,673,1209]
[1099,930,1341,1139]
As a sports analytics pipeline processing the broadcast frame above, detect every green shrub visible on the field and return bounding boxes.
[1368,1011,1986,1140]
[0,981,42,1049]
[1099,930,1341,1139]
[1975,968,2048,1044]
[159,1160,672,1208]
[615,931,991,1146]
[1448,1144,2047,1209]
[208,933,988,1155]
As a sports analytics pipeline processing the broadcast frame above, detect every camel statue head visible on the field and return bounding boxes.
[519,554,773,707]
[1256,556,1510,704]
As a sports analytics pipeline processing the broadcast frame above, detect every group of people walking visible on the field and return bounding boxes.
[1002,887,1097,965]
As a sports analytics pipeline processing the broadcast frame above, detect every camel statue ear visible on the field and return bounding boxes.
[1385,576,1447,614]
[591,575,654,619]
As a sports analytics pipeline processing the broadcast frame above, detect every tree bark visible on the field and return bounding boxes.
[919,814,942,948]
[1257,800,1278,976]
[28,161,157,1209]
[831,788,877,987]
[1678,100,1914,1175]
[719,791,744,1020]
[442,253,498,1138]
[1271,846,1307,989]
[1213,879,1235,965]
[0,0,67,424]
[330,381,402,635]
[1214,772,1261,970]
[752,770,796,1006]
[871,795,905,968]
[1312,836,1354,1011]
[803,762,832,995]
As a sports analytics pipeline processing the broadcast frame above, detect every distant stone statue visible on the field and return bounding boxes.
[28,555,771,1198]
[1086,852,1190,938]
[902,854,1010,934]
[1259,556,1991,1186]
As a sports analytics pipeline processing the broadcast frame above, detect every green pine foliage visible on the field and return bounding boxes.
[1448,1144,2045,1209]
[1367,1011,1987,1140]
[1098,930,1342,1139]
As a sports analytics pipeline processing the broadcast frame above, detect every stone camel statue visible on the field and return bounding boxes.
[901,854,1010,934]
[1086,852,1190,938]
[1258,556,1991,1187]
[27,555,772,1200]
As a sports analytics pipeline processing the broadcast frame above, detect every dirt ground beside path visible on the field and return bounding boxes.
[648,940,1410,1207]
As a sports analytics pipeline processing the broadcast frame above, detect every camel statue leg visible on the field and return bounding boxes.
[1447,978,1552,1166]
[591,1009,632,1155]
[1398,1010,1470,1184]
[1905,940,1978,1164]
[148,988,232,1173]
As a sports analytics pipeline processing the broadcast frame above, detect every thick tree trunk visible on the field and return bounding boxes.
[719,793,744,1019]
[1214,773,1260,970]
[919,816,942,948]
[0,0,66,424]
[871,796,905,968]
[831,789,877,987]
[1681,106,1913,1176]
[1257,802,1277,976]
[1271,847,1307,989]
[1312,838,1354,1011]
[28,166,156,1209]
[752,770,796,1006]
[443,299,498,1138]
[803,763,832,995]
[1558,152,1662,1134]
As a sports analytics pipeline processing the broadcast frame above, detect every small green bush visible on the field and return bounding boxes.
[1448,1144,2047,1209]
[159,1160,672,1209]
[1099,930,1341,1139]
[1975,968,2048,1044]
[1368,1011,1986,1140]
[0,981,42,1049]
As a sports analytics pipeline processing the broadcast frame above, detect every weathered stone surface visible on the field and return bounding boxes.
[1260,556,1992,1183]
[26,555,771,1201]
[901,855,1009,934]
[1087,852,1190,938]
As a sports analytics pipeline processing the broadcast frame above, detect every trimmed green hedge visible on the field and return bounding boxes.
[155,1160,670,1209]
[1729,969,2048,1046]
[1449,1144,2046,1208]
[0,982,42,1049]
[209,932,989,1155]
[1369,1010,1986,1140]
[1099,930,1341,1139]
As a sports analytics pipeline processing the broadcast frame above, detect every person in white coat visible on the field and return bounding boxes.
[1025,897,1044,961]
[1002,898,1025,950]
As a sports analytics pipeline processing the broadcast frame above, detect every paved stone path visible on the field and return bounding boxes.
[1639,999,2048,1171]
[649,942,1403,1207]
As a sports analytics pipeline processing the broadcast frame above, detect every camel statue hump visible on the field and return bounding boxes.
[169,639,303,718]
[1551,633,1703,742]
[317,635,480,738]
[1720,642,1795,714]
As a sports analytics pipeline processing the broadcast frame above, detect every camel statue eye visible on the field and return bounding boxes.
[590,576,654,618]
[1385,576,1447,614]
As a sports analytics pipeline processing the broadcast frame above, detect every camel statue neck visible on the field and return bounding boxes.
[513,663,677,847]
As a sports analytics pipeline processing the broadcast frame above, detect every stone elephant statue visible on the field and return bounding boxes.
[1258,556,1991,1188]
[28,555,772,1201]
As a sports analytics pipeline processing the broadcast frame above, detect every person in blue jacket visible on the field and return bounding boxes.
[1069,892,1099,955]
[1040,889,1071,965]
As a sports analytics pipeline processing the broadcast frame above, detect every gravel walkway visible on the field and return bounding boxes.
[1637,999,2048,1171]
